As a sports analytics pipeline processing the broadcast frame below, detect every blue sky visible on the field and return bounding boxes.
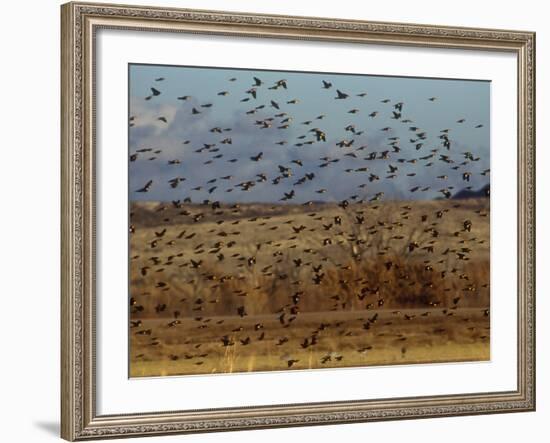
[129,63,490,204]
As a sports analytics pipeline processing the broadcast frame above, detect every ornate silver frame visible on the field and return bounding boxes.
[61,2,536,440]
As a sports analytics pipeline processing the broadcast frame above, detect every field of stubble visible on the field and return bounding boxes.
[129,198,490,377]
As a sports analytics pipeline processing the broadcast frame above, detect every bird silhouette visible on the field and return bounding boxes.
[136,180,153,193]
[335,89,349,99]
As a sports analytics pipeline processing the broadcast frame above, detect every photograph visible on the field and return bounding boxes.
[128,64,491,377]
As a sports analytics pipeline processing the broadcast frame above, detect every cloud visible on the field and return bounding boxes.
[130,98,179,136]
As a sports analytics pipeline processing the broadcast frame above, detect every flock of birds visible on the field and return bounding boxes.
[129,70,490,374]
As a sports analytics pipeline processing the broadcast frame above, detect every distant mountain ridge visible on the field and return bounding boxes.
[453,183,490,199]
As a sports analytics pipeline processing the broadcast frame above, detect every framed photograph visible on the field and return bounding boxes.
[61,1,536,440]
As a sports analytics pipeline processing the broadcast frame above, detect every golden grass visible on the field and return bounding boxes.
[130,309,490,377]
[129,198,490,376]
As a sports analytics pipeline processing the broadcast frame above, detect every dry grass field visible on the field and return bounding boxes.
[129,198,490,377]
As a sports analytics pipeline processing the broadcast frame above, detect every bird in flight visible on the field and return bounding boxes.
[145,87,161,100]
[136,180,153,193]
[335,89,349,99]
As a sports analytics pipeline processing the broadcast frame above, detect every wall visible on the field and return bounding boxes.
[0,0,546,442]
